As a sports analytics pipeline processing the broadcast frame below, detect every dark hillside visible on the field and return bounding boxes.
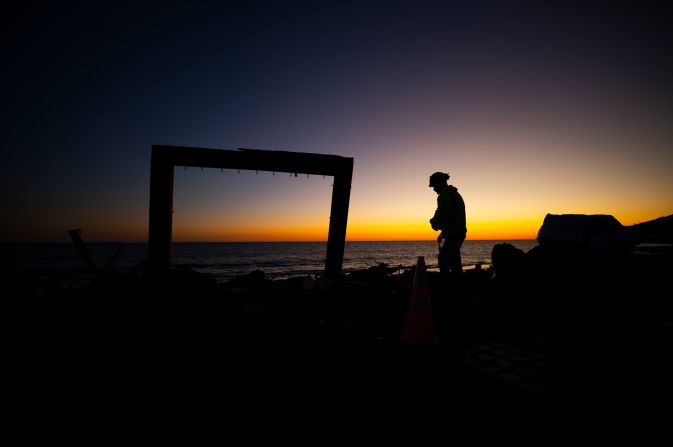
[627,214,673,244]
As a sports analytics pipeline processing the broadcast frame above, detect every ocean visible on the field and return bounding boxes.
[2,240,538,283]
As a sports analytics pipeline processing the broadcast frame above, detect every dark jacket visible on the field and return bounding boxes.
[430,185,466,236]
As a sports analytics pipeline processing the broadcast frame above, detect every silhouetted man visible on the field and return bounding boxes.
[429,171,466,291]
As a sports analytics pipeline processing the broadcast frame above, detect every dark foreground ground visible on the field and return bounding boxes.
[9,249,673,444]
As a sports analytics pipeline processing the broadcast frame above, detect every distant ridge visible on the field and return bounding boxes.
[626,214,673,244]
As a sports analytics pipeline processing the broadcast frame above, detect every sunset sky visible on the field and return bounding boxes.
[4,1,673,242]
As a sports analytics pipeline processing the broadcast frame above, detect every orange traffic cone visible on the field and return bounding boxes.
[401,256,438,346]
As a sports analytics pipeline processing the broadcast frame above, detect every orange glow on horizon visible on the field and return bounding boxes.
[45,207,669,243]
[172,223,329,242]
[168,217,542,242]
[345,219,539,241]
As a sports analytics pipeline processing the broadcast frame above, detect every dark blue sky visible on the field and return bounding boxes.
[4,1,673,241]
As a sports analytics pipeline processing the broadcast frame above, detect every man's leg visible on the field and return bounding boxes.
[447,235,465,284]
[435,243,452,336]
[437,243,452,292]
[443,235,466,335]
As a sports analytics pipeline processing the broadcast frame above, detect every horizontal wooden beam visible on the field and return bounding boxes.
[152,145,353,177]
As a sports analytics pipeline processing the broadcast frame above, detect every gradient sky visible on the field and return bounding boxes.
[4,1,673,242]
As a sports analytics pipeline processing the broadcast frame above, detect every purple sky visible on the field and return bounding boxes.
[4,1,673,241]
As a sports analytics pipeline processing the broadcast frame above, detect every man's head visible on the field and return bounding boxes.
[429,172,450,193]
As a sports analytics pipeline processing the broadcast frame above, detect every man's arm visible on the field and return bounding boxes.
[430,209,441,231]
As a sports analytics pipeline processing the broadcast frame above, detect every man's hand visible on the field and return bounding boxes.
[436,233,444,243]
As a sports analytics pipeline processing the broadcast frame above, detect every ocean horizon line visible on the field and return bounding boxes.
[1,239,538,245]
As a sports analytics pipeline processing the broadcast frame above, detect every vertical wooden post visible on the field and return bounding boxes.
[148,147,174,276]
[324,160,353,280]
[68,229,97,271]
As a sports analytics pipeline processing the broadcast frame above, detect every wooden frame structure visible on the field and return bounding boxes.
[148,145,354,280]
